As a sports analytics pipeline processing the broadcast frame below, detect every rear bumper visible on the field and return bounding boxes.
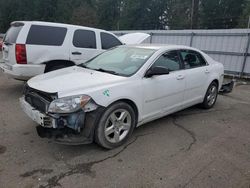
[0,62,45,80]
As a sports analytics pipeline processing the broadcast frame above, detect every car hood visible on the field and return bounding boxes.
[119,33,150,44]
[27,66,126,96]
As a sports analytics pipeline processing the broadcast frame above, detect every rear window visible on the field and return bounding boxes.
[26,25,67,46]
[101,32,122,49]
[73,29,96,49]
[4,25,23,44]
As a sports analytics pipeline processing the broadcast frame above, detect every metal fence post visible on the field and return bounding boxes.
[189,32,195,47]
[150,32,153,44]
[241,33,250,77]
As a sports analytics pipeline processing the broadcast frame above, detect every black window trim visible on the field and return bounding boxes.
[144,49,185,77]
[72,29,97,49]
[179,49,208,69]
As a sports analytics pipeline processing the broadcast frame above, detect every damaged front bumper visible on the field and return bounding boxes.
[219,80,235,94]
[20,97,103,145]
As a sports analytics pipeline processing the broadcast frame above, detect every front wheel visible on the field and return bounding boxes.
[201,82,218,109]
[95,102,136,149]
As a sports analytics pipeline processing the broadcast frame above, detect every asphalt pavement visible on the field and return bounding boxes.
[0,71,250,188]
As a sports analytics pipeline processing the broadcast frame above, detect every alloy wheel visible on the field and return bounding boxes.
[104,109,132,143]
[207,85,217,106]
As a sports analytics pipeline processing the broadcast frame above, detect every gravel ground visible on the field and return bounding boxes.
[0,71,250,188]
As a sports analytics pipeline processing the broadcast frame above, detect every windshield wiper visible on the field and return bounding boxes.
[78,64,120,75]
[79,64,87,68]
[94,68,119,75]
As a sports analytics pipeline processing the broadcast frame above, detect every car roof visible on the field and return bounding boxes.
[126,44,200,51]
[11,21,108,33]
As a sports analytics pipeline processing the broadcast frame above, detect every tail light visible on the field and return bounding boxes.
[16,44,27,64]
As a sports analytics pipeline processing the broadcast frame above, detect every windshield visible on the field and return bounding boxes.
[79,47,156,77]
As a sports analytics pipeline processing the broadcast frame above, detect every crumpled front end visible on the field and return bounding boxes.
[20,85,103,145]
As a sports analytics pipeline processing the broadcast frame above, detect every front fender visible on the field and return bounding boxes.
[87,82,144,122]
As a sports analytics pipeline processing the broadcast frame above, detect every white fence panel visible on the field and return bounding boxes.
[113,29,250,77]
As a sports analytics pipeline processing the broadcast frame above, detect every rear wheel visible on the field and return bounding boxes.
[201,82,218,109]
[45,61,74,73]
[95,102,136,149]
[45,65,67,72]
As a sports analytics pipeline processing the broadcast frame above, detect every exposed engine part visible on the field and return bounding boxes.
[219,80,234,94]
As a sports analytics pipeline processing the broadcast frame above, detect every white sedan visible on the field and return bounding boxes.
[20,44,224,149]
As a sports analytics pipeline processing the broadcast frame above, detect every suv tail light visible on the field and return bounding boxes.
[16,44,27,64]
[0,41,2,51]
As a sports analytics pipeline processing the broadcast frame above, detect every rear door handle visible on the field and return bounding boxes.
[72,51,82,55]
[205,69,210,74]
[176,75,185,80]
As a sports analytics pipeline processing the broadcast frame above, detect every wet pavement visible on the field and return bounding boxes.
[0,71,250,188]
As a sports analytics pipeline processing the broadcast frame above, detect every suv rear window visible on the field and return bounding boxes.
[26,25,67,46]
[4,25,23,44]
[101,32,122,49]
[73,29,96,49]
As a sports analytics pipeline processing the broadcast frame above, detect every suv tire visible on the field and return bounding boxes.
[45,61,75,73]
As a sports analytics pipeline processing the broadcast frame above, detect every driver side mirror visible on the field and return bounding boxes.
[145,66,170,78]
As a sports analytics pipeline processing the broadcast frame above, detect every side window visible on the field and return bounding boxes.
[73,29,96,49]
[101,32,122,50]
[26,25,67,46]
[4,25,23,44]
[152,50,181,71]
[180,50,207,69]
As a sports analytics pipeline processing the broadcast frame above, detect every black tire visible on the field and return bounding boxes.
[201,81,218,109]
[95,102,136,149]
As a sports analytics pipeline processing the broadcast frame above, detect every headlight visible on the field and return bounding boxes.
[48,95,91,114]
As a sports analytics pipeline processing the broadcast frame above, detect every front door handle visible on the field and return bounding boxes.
[176,75,185,80]
[72,51,82,55]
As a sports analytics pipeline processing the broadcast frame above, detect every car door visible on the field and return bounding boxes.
[180,50,210,107]
[142,50,186,121]
[70,29,103,64]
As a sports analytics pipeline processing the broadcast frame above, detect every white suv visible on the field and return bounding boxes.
[0,21,149,80]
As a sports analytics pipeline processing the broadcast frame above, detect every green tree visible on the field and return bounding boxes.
[0,0,59,32]
[165,0,192,29]
[70,2,98,27]
[119,0,167,30]
[200,0,246,29]
[0,0,248,32]
[238,0,250,28]
[96,0,123,30]
[191,0,200,29]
